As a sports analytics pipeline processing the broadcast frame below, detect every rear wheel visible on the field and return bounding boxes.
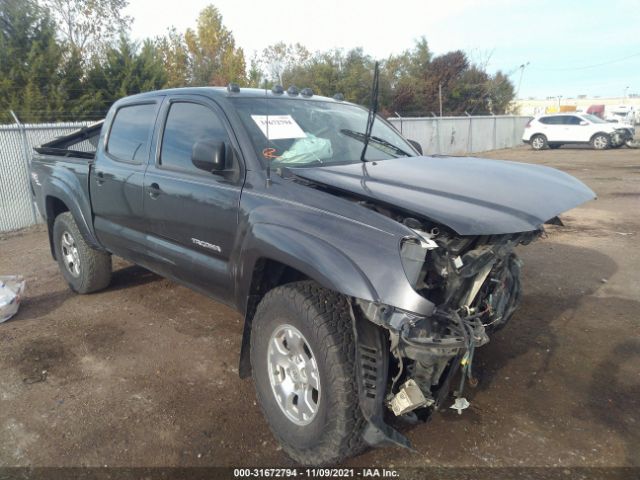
[531,134,547,150]
[591,133,609,150]
[250,281,366,465]
[53,212,112,293]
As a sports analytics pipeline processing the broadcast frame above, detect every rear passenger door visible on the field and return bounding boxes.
[91,100,161,263]
[540,116,563,141]
[143,96,243,303]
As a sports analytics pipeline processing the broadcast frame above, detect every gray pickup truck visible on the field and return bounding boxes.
[30,85,595,465]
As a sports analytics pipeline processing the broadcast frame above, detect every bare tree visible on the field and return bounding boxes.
[43,0,131,57]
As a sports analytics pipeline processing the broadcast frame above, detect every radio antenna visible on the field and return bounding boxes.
[264,80,272,186]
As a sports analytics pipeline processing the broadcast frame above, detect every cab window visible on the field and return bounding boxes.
[160,102,230,174]
[107,103,157,163]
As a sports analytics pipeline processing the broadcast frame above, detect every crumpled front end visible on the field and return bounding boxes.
[611,127,635,147]
[354,223,540,446]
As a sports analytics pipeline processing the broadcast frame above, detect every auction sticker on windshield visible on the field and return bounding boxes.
[251,115,307,140]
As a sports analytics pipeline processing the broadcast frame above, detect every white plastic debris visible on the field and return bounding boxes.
[389,379,433,416]
[0,275,26,323]
[450,397,470,415]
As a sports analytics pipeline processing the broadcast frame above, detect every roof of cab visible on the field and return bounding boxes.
[117,86,344,104]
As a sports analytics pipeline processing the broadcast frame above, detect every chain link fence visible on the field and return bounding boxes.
[0,120,88,233]
[388,115,532,155]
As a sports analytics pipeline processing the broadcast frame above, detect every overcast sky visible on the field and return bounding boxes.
[125,0,640,99]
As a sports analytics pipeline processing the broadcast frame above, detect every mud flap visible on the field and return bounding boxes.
[348,301,414,451]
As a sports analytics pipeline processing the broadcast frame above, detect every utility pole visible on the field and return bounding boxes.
[438,83,443,117]
[516,62,529,98]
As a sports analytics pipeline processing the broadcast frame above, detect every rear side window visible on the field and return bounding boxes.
[160,102,229,174]
[107,103,157,163]
[539,116,563,125]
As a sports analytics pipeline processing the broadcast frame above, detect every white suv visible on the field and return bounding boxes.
[522,113,635,150]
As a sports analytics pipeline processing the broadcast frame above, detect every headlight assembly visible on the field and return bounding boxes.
[400,234,437,287]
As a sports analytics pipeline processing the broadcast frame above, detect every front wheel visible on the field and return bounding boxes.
[591,133,610,150]
[53,212,112,293]
[250,281,366,465]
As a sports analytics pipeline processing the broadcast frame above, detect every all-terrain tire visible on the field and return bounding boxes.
[250,281,366,465]
[531,134,547,150]
[53,212,112,293]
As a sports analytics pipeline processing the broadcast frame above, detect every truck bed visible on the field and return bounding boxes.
[30,122,105,252]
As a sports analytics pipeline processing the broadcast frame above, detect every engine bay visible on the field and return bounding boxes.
[355,202,542,419]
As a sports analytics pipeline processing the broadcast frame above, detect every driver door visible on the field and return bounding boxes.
[562,115,586,142]
[143,96,244,303]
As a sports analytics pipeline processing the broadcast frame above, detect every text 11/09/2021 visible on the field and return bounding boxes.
[233,468,400,478]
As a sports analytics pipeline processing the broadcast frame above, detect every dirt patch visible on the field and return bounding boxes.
[17,338,71,384]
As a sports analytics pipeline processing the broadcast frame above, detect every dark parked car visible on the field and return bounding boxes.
[30,86,595,465]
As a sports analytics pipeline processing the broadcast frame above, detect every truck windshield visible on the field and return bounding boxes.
[230,97,416,167]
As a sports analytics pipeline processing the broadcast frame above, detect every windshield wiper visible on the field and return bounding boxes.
[360,62,380,162]
[341,129,412,158]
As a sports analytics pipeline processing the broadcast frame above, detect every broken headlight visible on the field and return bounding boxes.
[400,236,437,287]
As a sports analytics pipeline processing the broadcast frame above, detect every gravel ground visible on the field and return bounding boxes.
[0,145,638,468]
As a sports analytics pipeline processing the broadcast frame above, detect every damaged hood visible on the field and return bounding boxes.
[289,155,596,235]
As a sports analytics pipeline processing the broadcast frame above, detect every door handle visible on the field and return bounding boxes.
[148,182,161,199]
[95,171,105,186]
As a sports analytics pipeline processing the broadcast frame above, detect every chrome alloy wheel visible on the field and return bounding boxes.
[61,231,81,277]
[532,136,545,149]
[593,135,608,149]
[267,324,321,425]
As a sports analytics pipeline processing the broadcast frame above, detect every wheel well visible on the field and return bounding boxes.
[239,259,311,378]
[249,258,310,299]
[45,196,69,259]
[591,132,610,141]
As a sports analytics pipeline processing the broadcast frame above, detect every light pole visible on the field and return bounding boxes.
[624,86,629,104]
[516,62,529,98]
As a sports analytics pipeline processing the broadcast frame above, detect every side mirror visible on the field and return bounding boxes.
[192,140,226,173]
[407,139,423,155]
[580,121,588,126]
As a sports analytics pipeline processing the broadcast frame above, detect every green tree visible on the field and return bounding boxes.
[487,71,516,114]
[81,35,167,118]
[278,48,378,105]
[184,5,245,86]
[246,53,263,88]
[155,27,190,87]
[0,0,62,122]
[384,37,432,115]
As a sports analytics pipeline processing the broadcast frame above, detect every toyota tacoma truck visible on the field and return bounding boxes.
[30,85,595,465]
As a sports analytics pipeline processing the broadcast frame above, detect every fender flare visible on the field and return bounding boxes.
[43,178,102,258]
[235,222,380,377]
